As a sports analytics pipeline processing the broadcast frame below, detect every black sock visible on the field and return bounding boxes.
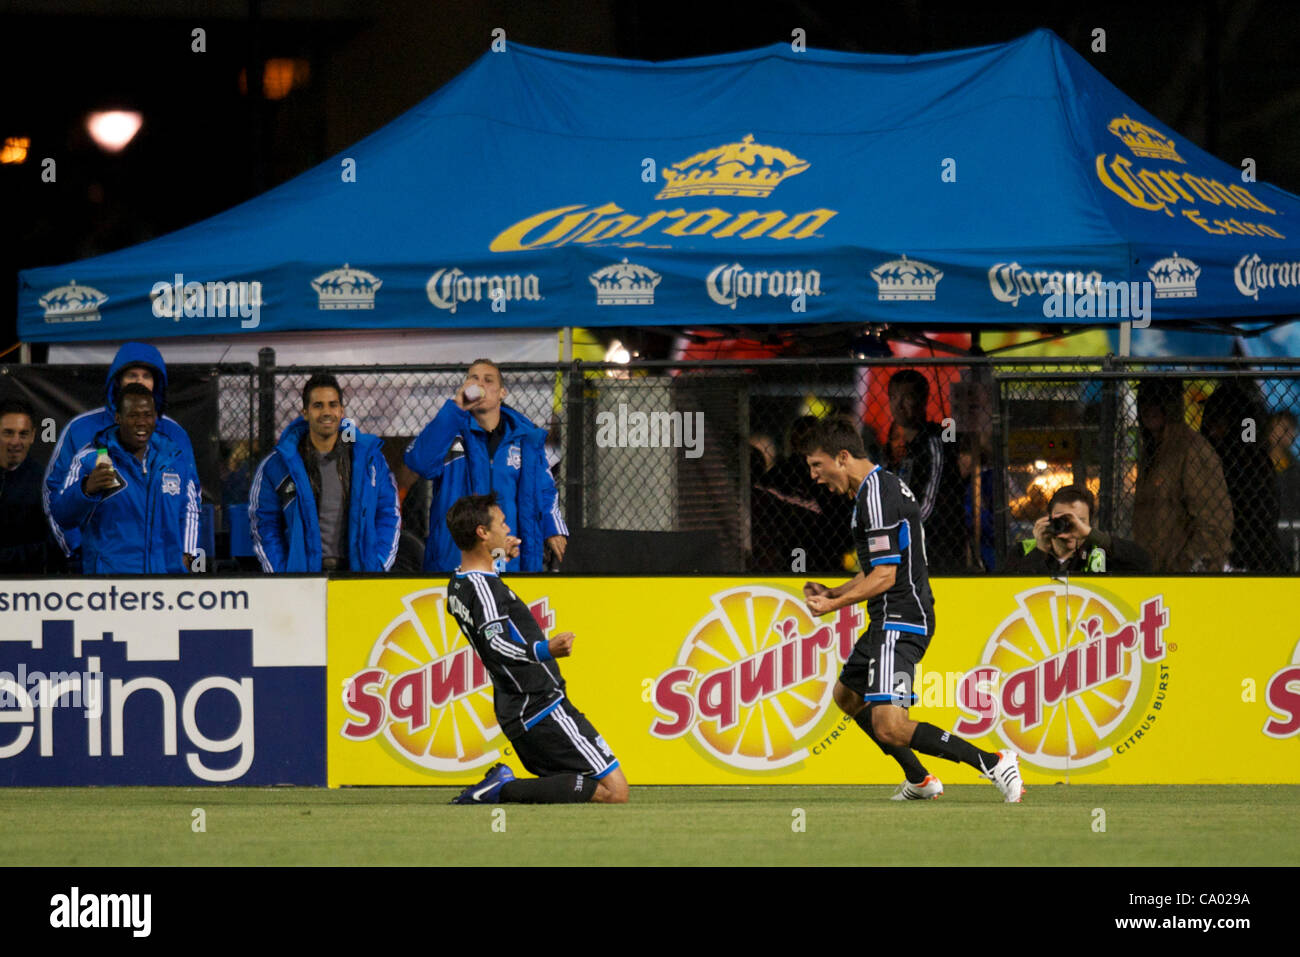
[909,722,1001,772]
[499,774,597,804]
[854,710,929,784]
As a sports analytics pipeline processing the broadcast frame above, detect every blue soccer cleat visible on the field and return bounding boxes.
[450,763,515,805]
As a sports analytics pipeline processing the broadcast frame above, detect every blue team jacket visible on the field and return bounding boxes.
[43,342,198,558]
[404,402,567,572]
[249,418,400,573]
[50,425,200,574]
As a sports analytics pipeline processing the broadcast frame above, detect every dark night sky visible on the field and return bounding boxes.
[3,0,1298,352]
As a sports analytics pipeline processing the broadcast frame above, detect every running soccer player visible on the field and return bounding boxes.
[800,417,1023,802]
[444,492,628,805]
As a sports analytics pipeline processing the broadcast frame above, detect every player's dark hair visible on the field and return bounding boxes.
[447,492,500,551]
[888,368,929,403]
[117,382,156,408]
[302,373,343,410]
[0,397,35,423]
[468,358,504,387]
[1047,484,1095,521]
[800,415,867,460]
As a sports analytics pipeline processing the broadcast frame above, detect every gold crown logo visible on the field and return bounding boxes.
[1108,114,1184,164]
[39,280,107,323]
[588,258,661,305]
[656,134,809,200]
[870,255,943,301]
[311,263,383,310]
[1148,251,1201,299]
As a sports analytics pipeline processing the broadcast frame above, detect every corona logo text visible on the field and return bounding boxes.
[490,204,837,252]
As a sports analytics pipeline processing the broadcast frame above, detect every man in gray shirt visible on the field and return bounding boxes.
[250,374,400,573]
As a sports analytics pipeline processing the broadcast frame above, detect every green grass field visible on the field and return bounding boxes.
[4,785,1298,866]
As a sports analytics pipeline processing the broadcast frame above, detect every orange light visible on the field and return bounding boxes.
[1,136,29,164]
[238,58,311,100]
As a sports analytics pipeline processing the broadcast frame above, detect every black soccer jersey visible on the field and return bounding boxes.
[446,569,566,738]
[852,465,936,636]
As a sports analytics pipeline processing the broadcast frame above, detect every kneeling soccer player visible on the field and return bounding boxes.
[800,417,1023,802]
[445,492,628,805]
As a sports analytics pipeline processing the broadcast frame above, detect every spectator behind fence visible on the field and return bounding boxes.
[43,342,198,570]
[956,434,995,571]
[1269,411,1300,526]
[1132,379,1232,572]
[1,397,64,574]
[400,359,567,573]
[250,374,400,573]
[752,415,853,573]
[884,370,966,572]
[1201,383,1286,572]
[50,384,200,574]
[1004,484,1150,574]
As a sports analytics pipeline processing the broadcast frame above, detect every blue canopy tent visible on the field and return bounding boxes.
[18,29,1300,349]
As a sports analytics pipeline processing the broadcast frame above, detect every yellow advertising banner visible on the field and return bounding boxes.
[327,577,1300,786]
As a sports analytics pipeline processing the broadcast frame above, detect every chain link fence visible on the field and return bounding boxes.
[7,352,1300,574]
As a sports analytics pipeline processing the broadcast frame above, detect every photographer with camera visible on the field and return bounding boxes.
[1005,485,1151,574]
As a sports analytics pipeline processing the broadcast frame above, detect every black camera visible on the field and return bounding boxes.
[1049,515,1074,535]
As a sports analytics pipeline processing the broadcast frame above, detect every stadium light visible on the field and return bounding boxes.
[86,111,143,153]
[605,339,632,378]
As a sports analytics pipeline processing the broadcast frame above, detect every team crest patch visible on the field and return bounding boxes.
[484,621,504,641]
[596,735,612,757]
[161,471,181,496]
[507,444,522,470]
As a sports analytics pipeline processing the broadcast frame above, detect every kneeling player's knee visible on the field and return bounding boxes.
[596,777,629,804]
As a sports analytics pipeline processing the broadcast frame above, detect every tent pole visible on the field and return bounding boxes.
[1118,320,1132,357]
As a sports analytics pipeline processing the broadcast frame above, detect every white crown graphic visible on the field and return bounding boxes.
[38,281,107,323]
[588,258,661,305]
[869,255,943,301]
[1147,251,1201,299]
[311,264,382,310]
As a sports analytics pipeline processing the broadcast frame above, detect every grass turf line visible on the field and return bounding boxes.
[2,785,1297,866]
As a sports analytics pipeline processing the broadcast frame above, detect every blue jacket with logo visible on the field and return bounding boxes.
[43,342,198,558]
[50,425,200,574]
[404,402,567,572]
[249,418,400,573]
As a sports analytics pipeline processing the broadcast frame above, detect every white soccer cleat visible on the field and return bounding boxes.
[890,774,944,801]
[985,749,1024,803]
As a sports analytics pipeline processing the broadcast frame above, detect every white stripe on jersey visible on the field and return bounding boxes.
[867,470,884,529]
[488,631,530,662]
[467,572,501,623]
[552,706,607,773]
[919,434,942,521]
[880,630,896,696]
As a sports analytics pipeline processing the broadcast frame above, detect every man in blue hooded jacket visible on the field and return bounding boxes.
[43,342,198,566]
[50,384,200,574]
[402,359,567,573]
[249,373,400,573]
